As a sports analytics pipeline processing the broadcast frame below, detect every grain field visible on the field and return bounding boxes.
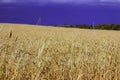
[0,23,120,80]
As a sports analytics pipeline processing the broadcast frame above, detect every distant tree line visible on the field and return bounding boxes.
[54,24,120,30]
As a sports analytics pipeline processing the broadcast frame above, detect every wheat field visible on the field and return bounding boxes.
[0,23,120,80]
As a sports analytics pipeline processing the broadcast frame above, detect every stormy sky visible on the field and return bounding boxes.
[0,0,120,25]
[1,0,120,4]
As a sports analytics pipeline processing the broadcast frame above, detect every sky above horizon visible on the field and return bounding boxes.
[1,0,120,4]
[0,0,120,25]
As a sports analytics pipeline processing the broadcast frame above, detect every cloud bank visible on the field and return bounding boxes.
[0,0,120,5]
[0,0,97,3]
[100,0,120,2]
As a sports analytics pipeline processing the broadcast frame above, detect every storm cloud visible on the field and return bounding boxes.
[0,0,120,5]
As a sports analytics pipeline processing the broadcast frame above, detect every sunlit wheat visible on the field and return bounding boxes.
[0,23,120,80]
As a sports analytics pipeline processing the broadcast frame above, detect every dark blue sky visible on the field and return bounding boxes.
[0,0,120,26]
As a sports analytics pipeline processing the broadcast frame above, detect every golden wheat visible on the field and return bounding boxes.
[0,23,120,80]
